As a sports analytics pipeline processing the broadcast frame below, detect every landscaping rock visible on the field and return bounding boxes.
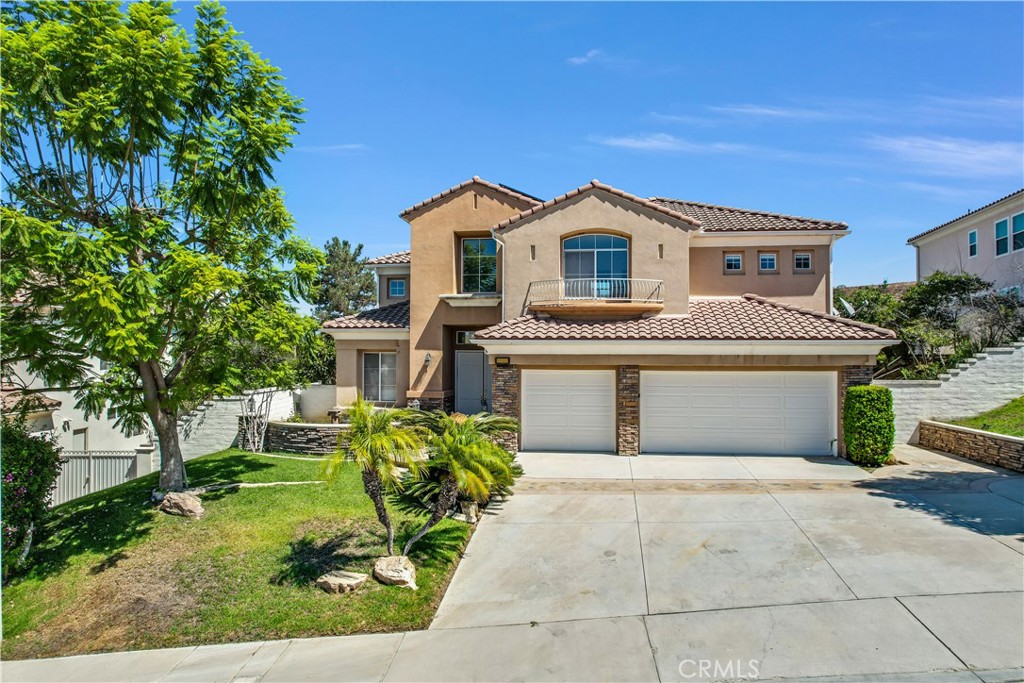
[373,555,417,590]
[158,491,204,519]
[316,570,368,594]
[459,500,479,524]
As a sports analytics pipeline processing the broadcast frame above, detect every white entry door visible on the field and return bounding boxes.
[640,371,836,456]
[455,351,491,414]
[521,370,616,452]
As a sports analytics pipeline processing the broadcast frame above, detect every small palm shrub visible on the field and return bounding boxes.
[843,385,895,466]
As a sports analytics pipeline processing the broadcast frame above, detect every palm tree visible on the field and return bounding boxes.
[400,411,519,556]
[323,396,422,556]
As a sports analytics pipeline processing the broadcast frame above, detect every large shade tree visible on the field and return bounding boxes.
[0,1,321,490]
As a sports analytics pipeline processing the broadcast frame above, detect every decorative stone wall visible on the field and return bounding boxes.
[416,395,454,413]
[490,364,520,452]
[237,419,349,455]
[838,365,876,459]
[876,342,1024,444]
[617,365,640,456]
[918,420,1024,473]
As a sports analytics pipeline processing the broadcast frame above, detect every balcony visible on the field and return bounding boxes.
[525,278,664,317]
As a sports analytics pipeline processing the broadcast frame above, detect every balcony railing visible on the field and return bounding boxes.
[525,278,664,315]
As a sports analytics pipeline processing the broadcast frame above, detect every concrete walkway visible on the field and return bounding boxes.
[4,447,1022,682]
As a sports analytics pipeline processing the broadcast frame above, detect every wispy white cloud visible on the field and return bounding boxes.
[709,104,833,120]
[590,133,754,154]
[567,49,602,66]
[864,135,1023,177]
[294,143,368,155]
[647,112,718,127]
[566,48,639,72]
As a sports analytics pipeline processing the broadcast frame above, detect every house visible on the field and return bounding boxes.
[322,177,898,457]
[1,382,62,436]
[907,189,1024,295]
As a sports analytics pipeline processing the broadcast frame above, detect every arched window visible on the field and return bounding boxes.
[562,234,629,298]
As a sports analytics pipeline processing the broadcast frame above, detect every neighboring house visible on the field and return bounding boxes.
[322,177,898,457]
[907,189,1024,294]
[1,382,61,435]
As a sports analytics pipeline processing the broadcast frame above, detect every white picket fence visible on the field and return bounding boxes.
[52,450,141,507]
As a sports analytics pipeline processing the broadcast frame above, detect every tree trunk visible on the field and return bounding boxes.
[362,469,394,555]
[403,474,458,556]
[155,410,187,491]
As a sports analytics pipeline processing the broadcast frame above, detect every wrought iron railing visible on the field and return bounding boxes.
[526,278,665,307]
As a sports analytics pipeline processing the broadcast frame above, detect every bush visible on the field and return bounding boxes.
[843,385,895,466]
[2,415,64,581]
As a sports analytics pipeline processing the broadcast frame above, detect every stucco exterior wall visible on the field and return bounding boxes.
[178,390,294,461]
[375,265,411,306]
[497,192,697,317]
[406,185,532,403]
[875,343,1024,444]
[913,195,1024,291]
[689,244,831,312]
[334,337,410,406]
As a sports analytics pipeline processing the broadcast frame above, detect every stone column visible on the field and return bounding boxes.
[617,365,640,456]
[838,365,876,458]
[490,364,520,453]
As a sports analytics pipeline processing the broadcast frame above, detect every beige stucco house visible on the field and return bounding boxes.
[908,189,1024,294]
[323,177,898,457]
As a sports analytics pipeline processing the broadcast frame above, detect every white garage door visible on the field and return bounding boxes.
[640,371,836,456]
[521,370,616,452]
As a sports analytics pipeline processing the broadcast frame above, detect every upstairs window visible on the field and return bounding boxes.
[724,252,744,273]
[996,220,1009,256]
[794,252,813,272]
[462,238,497,293]
[1014,213,1024,252]
[968,230,978,258]
[388,278,406,298]
[758,252,778,273]
[563,234,629,279]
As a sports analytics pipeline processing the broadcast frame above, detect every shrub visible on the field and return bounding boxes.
[2,415,64,581]
[843,385,895,466]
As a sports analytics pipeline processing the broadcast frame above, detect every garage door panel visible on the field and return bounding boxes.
[640,371,835,456]
[521,370,615,452]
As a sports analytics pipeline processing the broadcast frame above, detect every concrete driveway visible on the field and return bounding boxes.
[4,446,1022,682]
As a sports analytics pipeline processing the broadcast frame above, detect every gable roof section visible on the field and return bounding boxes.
[492,180,702,233]
[399,177,542,220]
[649,198,848,233]
[366,250,411,265]
[322,300,409,329]
[474,294,895,342]
[1,383,61,413]
[906,188,1024,244]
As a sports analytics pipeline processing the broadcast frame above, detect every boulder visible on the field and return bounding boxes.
[459,500,479,524]
[316,570,368,594]
[158,491,204,519]
[373,555,417,590]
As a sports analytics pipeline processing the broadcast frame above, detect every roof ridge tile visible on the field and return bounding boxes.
[399,177,542,219]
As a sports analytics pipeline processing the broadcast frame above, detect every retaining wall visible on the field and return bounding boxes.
[918,420,1024,473]
[263,421,349,455]
[875,342,1023,444]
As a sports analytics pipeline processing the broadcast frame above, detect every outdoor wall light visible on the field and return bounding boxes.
[424,353,432,367]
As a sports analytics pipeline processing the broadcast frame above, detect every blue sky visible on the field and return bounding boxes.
[177,2,1023,286]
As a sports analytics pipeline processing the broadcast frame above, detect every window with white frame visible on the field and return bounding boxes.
[462,238,498,293]
[362,352,397,402]
[456,330,475,345]
[794,252,813,272]
[724,252,743,273]
[1013,213,1024,252]
[388,278,406,298]
[996,219,1009,256]
[758,252,778,273]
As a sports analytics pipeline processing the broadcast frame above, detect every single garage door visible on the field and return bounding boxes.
[521,370,616,452]
[640,371,836,456]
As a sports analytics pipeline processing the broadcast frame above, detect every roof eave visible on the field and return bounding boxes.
[473,338,898,356]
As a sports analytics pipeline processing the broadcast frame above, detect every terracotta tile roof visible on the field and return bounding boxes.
[399,177,542,219]
[1,383,61,413]
[492,180,701,233]
[321,301,410,329]
[366,250,411,265]
[906,188,1024,244]
[475,294,895,342]
[648,198,847,233]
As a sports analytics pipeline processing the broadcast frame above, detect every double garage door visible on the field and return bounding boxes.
[520,369,836,456]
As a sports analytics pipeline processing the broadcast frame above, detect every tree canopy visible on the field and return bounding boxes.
[312,237,376,320]
[1,0,321,490]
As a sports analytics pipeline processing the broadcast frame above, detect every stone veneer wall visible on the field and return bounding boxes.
[490,364,520,453]
[875,342,1024,444]
[918,420,1024,473]
[238,418,348,455]
[617,366,640,456]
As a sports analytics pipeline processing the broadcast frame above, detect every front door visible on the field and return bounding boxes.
[455,350,490,414]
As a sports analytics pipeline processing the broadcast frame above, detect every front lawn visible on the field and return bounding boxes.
[949,397,1024,438]
[2,449,470,660]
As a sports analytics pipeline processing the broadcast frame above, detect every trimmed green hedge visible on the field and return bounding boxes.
[843,385,895,465]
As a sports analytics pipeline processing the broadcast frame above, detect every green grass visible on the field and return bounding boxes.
[949,397,1024,438]
[2,450,470,660]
